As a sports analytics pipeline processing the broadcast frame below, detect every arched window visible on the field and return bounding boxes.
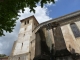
[70,23,80,38]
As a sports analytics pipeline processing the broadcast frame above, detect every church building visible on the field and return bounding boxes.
[9,10,80,60]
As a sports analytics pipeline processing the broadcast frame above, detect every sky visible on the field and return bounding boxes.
[0,0,80,56]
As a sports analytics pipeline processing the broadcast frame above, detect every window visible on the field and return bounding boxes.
[23,34,25,37]
[27,20,29,24]
[21,43,23,49]
[70,23,80,38]
[22,43,23,46]
[24,21,26,25]
[24,20,29,25]
[18,57,20,60]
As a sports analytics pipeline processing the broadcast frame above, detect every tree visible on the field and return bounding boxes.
[0,0,55,36]
[0,54,6,57]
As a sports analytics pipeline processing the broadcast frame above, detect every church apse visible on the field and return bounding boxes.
[34,22,72,60]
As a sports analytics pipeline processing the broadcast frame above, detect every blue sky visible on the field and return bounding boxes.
[47,0,80,18]
[0,0,80,55]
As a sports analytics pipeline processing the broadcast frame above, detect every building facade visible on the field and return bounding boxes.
[9,10,80,60]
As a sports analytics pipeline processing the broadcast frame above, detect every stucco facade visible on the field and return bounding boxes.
[9,10,80,60]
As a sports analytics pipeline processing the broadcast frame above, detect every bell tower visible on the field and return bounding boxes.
[9,16,39,60]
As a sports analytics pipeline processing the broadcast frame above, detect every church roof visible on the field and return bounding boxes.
[33,10,80,33]
[20,15,39,24]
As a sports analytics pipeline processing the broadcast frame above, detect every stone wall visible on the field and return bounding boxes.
[0,57,8,60]
[9,16,39,60]
[13,20,33,55]
[61,24,80,53]
[9,53,30,60]
[33,19,80,60]
[9,11,80,60]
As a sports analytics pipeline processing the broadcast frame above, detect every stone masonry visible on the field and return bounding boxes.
[9,10,80,60]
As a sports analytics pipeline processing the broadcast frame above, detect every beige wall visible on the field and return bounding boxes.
[43,28,54,51]
[61,24,80,53]
[35,32,41,57]
[13,23,32,55]
[53,26,66,50]
[12,17,39,57]
[75,21,80,47]
[9,53,30,60]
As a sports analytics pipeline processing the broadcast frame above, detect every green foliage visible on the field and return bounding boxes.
[0,54,6,57]
[0,0,55,36]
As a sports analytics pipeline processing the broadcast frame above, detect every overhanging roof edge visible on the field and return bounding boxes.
[33,10,80,33]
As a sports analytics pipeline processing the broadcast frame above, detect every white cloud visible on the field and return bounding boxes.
[18,6,51,23]
[55,0,58,2]
[46,0,58,6]
[0,5,51,55]
[47,2,53,6]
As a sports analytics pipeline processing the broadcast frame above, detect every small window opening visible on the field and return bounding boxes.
[24,21,26,25]
[23,34,25,37]
[18,57,20,60]
[70,23,80,38]
[21,43,23,49]
[27,20,29,24]
[22,43,23,46]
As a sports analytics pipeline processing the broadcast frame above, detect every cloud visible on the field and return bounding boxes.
[18,6,51,23]
[55,0,58,2]
[46,0,58,6]
[0,5,51,55]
